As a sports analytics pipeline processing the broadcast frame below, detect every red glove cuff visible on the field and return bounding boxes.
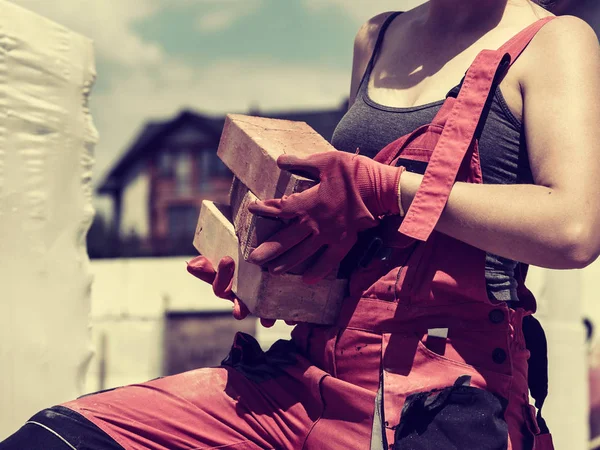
[365,163,406,217]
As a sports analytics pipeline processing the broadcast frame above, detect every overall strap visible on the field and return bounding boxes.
[398,49,509,240]
[398,17,555,241]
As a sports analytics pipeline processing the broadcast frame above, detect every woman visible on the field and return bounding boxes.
[2,0,599,449]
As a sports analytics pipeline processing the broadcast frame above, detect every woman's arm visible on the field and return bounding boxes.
[401,16,600,270]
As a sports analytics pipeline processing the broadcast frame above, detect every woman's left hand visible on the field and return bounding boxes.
[247,151,405,284]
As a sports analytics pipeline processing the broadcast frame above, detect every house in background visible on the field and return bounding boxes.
[95,103,347,257]
[97,111,230,256]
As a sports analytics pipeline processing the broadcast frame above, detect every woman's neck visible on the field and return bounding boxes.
[423,0,514,32]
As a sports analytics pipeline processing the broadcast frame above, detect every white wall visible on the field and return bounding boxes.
[527,266,588,450]
[85,256,294,393]
[0,1,97,438]
[90,257,238,317]
[119,161,150,239]
[85,257,247,393]
[85,256,292,393]
[532,258,600,449]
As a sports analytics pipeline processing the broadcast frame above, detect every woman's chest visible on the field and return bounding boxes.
[366,21,537,123]
[331,90,529,186]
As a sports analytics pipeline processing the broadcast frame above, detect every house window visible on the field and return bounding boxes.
[158,151,173,176]
[175,151,192,195]
[216,157,230,177]
[167,205,199,241]
[200,151,212,180]
[198,150,230,190]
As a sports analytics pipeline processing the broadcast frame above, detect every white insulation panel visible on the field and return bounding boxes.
[0,1,97,438]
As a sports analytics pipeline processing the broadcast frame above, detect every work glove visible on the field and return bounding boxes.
[248,151,406,284]
[186,255,296,327]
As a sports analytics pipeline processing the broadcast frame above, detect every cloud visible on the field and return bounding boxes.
[197,10,246,33]
[195,0,263,33]
[8,0,163,66]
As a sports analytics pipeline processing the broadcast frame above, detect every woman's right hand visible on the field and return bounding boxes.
[186,255,282,328]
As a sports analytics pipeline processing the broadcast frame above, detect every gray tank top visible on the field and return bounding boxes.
[331,12,534,303]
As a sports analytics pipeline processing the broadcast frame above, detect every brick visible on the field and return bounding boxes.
[217,114,335,201]
[193,200,346,324]
[228,177,321,275]
[229,176,282,261]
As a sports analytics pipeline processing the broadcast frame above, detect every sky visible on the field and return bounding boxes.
[9,0,425,202]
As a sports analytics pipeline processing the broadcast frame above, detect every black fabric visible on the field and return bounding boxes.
[221,332,298,383]
[338,227,420,279]
[0,406,123,450]
[522,315,550,434]
[392,376,509,450]
[0,422,73,450]
[395,157,428,175]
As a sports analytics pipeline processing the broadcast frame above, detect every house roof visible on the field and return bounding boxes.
[97,103,347,195]
[98,110,224,194]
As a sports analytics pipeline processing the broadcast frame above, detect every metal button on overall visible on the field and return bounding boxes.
[489,309,505,324]
[492,348,507,364]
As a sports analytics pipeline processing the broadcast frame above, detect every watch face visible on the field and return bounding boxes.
[395,157,428,175]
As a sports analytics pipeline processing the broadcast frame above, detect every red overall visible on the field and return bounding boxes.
[62,18,554,450]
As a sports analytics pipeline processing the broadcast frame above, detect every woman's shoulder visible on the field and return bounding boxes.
[533,14,596,49]
[351,5,427,81]
[517,14,599,90]
[349,11,398,105]
[520,15,598,68]
[352,11,397,58]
